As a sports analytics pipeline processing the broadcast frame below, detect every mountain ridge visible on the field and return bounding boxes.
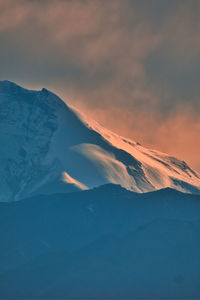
[0,184,200,298]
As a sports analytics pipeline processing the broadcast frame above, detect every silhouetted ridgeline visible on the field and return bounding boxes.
[0,184,200,299]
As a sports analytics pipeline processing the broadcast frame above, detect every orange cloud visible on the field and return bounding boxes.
[0,0,200,171]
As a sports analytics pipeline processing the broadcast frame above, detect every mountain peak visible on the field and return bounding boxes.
[0,81,52,96]
[0,80,22,89]
[0,80,15,85]
[92,183,129,194]
[41,87,50,93]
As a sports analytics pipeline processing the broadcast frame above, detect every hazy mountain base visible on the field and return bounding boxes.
[0,184,200,299]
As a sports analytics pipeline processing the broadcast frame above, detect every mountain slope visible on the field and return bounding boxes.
[0,80,200,201]
[0,185,200,298]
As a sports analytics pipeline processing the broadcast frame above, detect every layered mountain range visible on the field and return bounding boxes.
[0,185,200,298]
[0,80,200,202]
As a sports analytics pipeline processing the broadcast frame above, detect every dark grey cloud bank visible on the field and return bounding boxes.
[0,0,200,170]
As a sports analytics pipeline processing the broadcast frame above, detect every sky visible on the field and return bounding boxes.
[0,0,200,171]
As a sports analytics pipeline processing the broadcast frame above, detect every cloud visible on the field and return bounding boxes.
[0,0,200,170]
[0,0,160,84]
[0,0,30,32]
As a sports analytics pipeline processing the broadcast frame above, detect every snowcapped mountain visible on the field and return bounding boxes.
[0,80,200,201]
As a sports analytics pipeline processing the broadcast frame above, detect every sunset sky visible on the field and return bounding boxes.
[0,0,200,171]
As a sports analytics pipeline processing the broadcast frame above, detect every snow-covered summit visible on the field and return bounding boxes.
[0,81,200,201]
